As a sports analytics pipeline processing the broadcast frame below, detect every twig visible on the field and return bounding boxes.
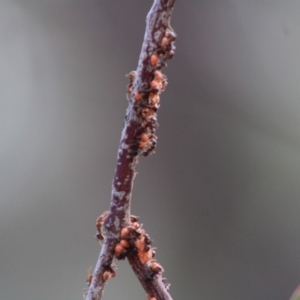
[85,1,176,299]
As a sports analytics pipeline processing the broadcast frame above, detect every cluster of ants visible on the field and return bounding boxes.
[85,212,166,300]
[114,215,162,273]
[126,28,176,157]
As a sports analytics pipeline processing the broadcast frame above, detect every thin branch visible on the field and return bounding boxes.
[85,1,176,299]
[127,253,172,300]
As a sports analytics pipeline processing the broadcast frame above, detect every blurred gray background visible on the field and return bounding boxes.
[1,1,300,299]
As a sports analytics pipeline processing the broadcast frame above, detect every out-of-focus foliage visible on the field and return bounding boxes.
[290,285,300,300]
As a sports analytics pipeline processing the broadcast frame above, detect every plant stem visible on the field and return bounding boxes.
[85,1,176,299]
